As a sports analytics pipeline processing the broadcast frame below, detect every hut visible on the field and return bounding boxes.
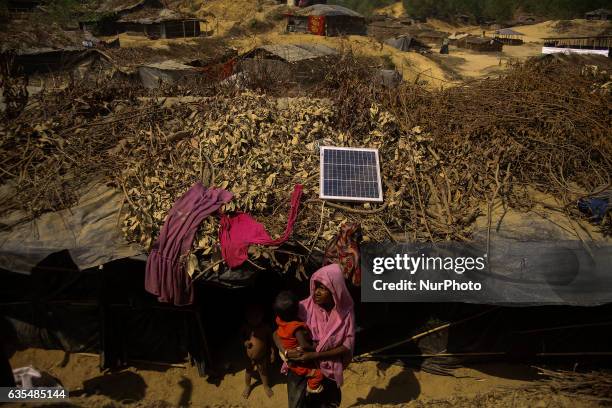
[79,0,203,38]
[494,28,525,46]
[415,30,447,46]
[457,35,503,52]
[384,35,429,52]
[585,9,612,21]
[454,14,471,25]
[515,14,537,25]
[116,8,202,39]
[238,43,337,84]
[137,60,201,89]
[7,47,112,75]
[285,4,366,36]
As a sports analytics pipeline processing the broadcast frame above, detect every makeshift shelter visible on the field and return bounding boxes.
[543,36,612,57]
[515,14,537,25]
[384,35,429,52]
[494,28,525,46]
[285,4,366,36]
[238,43,337,84]
[137,59,201,89]
[0,182,274,373]
[457,35,503,52]
[448,32,469,45]
[585,9,612,21]
[454,14,471,25]
[415,30,447,46]
[6,47,112,75]
[79,0,202,37]
[116,8,202,39]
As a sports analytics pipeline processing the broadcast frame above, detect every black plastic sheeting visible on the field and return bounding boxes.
[0,251,207,369]
[3,248,612,375]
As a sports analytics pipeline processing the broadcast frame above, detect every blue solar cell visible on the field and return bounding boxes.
[320,147,382,202]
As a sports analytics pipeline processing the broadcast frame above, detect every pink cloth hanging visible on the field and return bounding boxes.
[145,183,232,306]
[219,184,303,268]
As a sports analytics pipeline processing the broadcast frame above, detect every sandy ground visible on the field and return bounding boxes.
[375,2,405,18]
[6,348,600,407]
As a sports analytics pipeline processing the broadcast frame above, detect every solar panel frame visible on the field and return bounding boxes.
[319,146,384,203]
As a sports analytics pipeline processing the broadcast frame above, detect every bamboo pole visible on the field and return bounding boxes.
[355,307,499,359]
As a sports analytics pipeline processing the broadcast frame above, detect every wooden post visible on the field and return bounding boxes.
[183,20,185,38]
[98,264,110,370]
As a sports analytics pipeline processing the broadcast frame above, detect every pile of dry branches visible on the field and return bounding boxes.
[1,53,610,275]
[0,79,146,218]
[536,367,612,402]
[330,54,612,240]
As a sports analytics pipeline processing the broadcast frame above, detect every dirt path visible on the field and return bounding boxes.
[7,348,598,407]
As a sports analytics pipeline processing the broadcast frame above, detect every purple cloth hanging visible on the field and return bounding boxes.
[145,183,232,306]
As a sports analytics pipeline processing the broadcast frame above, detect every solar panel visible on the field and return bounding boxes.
[319,146,383,202]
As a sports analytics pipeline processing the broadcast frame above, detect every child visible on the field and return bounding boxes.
[274,290,324,394]
[242,304,274,399]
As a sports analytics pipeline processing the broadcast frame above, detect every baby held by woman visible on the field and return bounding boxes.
[274,291,324,394]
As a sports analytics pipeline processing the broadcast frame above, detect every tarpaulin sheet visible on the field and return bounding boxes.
[0,183,142,274]
[361,213,612,306]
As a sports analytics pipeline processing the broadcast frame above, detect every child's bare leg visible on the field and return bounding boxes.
[257,361,274,398]
[243,364,254,399]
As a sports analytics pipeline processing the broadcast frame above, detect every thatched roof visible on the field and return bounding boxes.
[464,35,500,45]
[96,0,160,14]
[495,28,524,36]
[244,43,337,63]
[291,4,363,18]
[117,8,201,23]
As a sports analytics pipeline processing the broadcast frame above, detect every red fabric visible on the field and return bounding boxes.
[219,184,303,268]
[289,365,323,391]
[276,316,323,391]
[308,16,325,35]
[275,317,308,351]
[323,223,362,286]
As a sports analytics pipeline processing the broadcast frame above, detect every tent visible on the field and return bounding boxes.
[0,183,275,373]
[238,43,338,85]
[137,59,201,89]
[6,47,112,75]
[384,36,428,52]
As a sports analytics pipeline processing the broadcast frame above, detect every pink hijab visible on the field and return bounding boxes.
[299,264,355,386]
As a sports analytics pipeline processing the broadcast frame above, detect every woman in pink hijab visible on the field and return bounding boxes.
[274,264,355,408]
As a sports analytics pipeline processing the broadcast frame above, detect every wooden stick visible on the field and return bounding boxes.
[356,307,499,358]
[362,352,506,359]
[323,199,388,215]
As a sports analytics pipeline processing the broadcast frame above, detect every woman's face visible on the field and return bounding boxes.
[313,281,334,308]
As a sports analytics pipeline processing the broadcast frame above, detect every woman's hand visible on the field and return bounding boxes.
[286,349,303,360]
[291,351,319,362]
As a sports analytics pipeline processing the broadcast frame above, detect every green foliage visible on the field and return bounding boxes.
[328,0,396,16]
[402,0,611,21]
